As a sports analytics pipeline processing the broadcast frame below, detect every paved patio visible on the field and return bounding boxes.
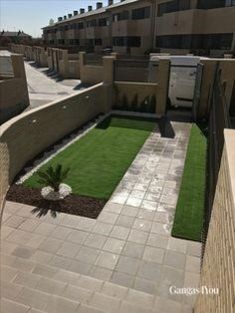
[1,121,201,313]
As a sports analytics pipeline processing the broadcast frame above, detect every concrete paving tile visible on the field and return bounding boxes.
[128,229,148,244]
[76,218,96,232]
[63,284,92,303]
[75,246,100,264]
[7,229,32,245]
[103,237,125,254]
[69,260,92,276]
[35,277,66,295]
[32,264,58,278]
[34,223,56,236]
[16,287,50,311]
[104,203,123,214]
[77,304,105,313]
[137,261,162,281]
[141,200,158,211]
[134,277,157,295]
[147,233,169,249]
[110,271,134,288]
[49,255,72,270]
[84,233,107,249]
[126,197,142,207]
[143,246,165,264]
[186,241,202,257]
[154,298,182,313]
[57,242,81,258]
[92,222,113,236]
[97,211,119,224]
[1,265,18,282]
[45,295,79,313]
[115,255,140,275]
[164,250,186,270]
[67,230,89,245]
[151,222,170,236]
[12,245,35,259]
[53,269,81,285]
[0,298,30,313]
[125,289,155,308]
[0,225,15,239]
[19,219,41,232]
[76,275,103,291]
[25,233,46,249]
[115,215,134,228]
[89,292,121,312]
[137,209,155,221]
[95,251,119,270]
[118,301,153,313]
[13,271,41,289]
[101,281,128,299]
[110,225,130,240]
[120,205,139,217]
[122,242,145,259]
[133,218,152,232]
[38,237,63,254]
[167,237,188,254]
[185,256,201,273]
[50,225,72,240]
[90,266,113,281]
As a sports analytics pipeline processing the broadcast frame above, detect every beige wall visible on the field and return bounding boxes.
[0,54,30,124]
[0,83,110,215]
[194,129,235,313]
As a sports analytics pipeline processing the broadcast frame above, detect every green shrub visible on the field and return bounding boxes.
[37,164,70,191]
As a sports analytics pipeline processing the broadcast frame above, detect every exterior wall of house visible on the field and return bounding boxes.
[0,54,30,125]
[194,129,235,313]
[42,0,235,56]
[0,83,110,215]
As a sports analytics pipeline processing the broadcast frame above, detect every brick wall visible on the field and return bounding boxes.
[194,129,235,313]
[0,83,110,215]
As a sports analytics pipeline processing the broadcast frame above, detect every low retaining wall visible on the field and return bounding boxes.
[194,129,235,313]
[0,83,111,213]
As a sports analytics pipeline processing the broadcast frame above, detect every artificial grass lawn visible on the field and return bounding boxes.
[24,116,155,200]
[171,124,207,242]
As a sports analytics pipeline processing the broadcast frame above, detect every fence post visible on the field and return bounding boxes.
[156,59,170,116]
[103,56,115,113]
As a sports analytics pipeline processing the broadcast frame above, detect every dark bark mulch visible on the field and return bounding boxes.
[7,184,106,219]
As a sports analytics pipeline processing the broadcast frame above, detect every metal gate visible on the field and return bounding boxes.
[192,63,204,121]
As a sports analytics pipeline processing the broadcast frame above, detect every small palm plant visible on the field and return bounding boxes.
[37,164,70,191]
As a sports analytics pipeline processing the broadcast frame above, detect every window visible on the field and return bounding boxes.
[87,19,97,28]
[98,18,108,26]
[113,10,129,22]
[132,6,150,20]
[95,38,102,45]
[197,0,235,9]
[155,33,233,50]
[78,22,84,29]
[58,39,65,45]
[113,36,141,47]
[157,0,190,16]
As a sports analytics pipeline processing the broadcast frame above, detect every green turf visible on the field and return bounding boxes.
[23,116,155,200]
[171,124,207,242]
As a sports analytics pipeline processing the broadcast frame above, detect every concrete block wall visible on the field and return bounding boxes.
[194,129,235,313]
[0,54,30,124]
[0,83,111,216]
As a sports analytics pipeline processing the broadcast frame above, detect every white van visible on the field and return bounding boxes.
[149,55,208,108]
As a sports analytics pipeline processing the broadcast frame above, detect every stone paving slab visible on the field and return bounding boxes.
[1,121,201,312]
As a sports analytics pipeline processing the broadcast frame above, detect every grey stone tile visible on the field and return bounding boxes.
[115,215,134,228]
[110,225,130,240]
[141,200,158,211]
[128,229,148,244]
[51,226,72,240]
[161,265,185,287]
[151,222,170,236]
[137,209,155,221]
[134,277,157,295]
[122,242,145,259]
[185,256,201,273]
[12,246,35,259]
[63,284,92,303]
[57,242,81,258]
[104,203,123,214]
[167,237,188,254]
[101,281,128,298]
[143,246,165,264]
[92,222,113,236]
[76,275,103,291]
[45,295,79,313]
[133,218,152,232]
[49,255,72,270]
[120,205,139,217]
[126,197,142,207]
[38,237,63,254]
[36,277,66,295]
[95,251,119,270]
[84,233,107,249]
[31,250,54,263]
[69,260,92,276]
[75,246,100,264]
[137,261,162,281]
[34,223,56,236]
[13,272,41,289]
[164,250,186,270]
[98,211,119,224]
[0,298,30,313]
[67,230,89,245]
[147,233,169,249]
[32,264,58,278]
[103,237,125,254]
[89,292,121,312]
[77,304,105,313]
[90,266,113,281]
[110,271,134,288]
[5,216,26,229]
[115,255,140,275]
[125,289,155,308]
[16,287,50,311]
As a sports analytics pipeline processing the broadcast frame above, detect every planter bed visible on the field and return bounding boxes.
[7,115,156,218]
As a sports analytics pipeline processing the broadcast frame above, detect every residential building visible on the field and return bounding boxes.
[42,0,235,56]
[0,30,32,44]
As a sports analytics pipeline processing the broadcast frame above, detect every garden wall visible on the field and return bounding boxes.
[0,54,30,125]
[194,129,235,313]
[0,83,111,214]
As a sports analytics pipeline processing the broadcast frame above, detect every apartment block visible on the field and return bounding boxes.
[42,0,235,56]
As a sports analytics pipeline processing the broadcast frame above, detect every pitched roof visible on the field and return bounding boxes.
[0,31,31,37]
[42,0,141,29]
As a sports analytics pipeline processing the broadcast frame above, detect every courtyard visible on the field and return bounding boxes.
[1,120,201,313]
